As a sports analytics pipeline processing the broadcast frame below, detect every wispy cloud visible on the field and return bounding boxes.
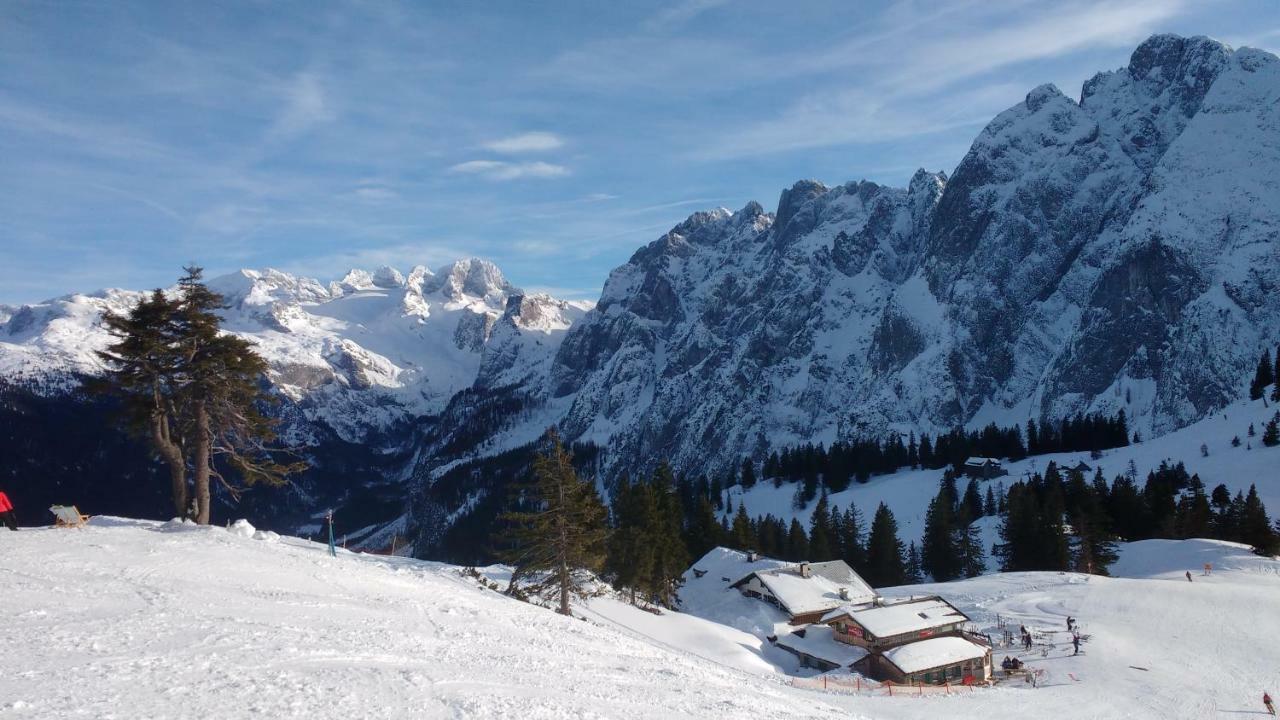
[696,0,1189,159]
[483,131,564,153]
[643,0,731,30]
[449,159,570,180]
[266,72,334,141]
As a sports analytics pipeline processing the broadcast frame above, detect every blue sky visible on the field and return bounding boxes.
[1,0,1277,304]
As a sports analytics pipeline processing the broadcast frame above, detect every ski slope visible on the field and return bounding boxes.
[4,518,1279,719]
[727,392,1280,556]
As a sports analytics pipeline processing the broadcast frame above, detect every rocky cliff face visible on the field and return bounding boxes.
[451,34,1280,482]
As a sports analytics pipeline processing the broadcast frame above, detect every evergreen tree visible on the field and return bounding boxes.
[962,478,984,519]
[864,503,906,587]
[904,541,923,584]
[498,431,609,615]
[786,518,809,561]
[730,504,753,551]
[921,487,960,581]
[739,458,757,489]
[959,521,986,578]
[644,463,690,607]
[606,475,654,604]
[808,493,835,560]
[1263,413,1280,448]
[95,289,189,517]
[838,505,866,573]
[96,268,302,524]
[1241,484,1278,555]
[1251,349,1275,400]
[984,486,998,516]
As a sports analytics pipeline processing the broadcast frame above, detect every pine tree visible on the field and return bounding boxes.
[1263,413,1280,448]
[740,458,757,489]
[95,269,303,524]
[173,267,302,523]
[921,488,960,581]
[904,541,923,584]
[984,486,998,516]
[959,521,986,578]
[730,504,753,551]
[962,478,984,519]
[606,475,654,604]
[1251,349,1275,400]
[498,431,609,615]
[644,463,690,607]
[838,505,866,573]
[865,503,906,587]
[95,289,189,517]
[786,518,809,561]
[808,493,835,560]
[1241,484,1278,555]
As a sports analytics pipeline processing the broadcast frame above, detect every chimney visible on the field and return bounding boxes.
[799,562,811,578]
[839,587,850,601]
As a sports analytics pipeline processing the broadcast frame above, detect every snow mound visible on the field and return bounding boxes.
[228,519,256,538]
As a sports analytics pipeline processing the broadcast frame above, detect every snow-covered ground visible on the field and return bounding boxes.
[728,391,1280,558]
[5,517,1279,719]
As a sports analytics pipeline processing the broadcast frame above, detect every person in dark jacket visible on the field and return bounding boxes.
[1072,633,1081,655]
[1264,692,1275,716]
[0,489,17,530]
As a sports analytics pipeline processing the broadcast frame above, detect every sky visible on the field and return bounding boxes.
[1,0,1277,305]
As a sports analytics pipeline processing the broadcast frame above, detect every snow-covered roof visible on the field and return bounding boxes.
[822,597,968,638]
[964,457,1001,466]
[733,560,877,617]
[687,547,790,582]
[881,636,989,674]
[774,625,869,667]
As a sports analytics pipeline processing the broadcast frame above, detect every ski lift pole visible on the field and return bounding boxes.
[326,510,337,557]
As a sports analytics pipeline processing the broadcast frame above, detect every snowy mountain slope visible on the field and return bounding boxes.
[437,34,1280,484]
[7,517,1277,719]
[0,259,588,443]
[725,390,1280,557]
[0,518,855,720]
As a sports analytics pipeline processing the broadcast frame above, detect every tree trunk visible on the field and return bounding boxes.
[150,413,187,518]
[193,400,212,525]
[558,469,570,616]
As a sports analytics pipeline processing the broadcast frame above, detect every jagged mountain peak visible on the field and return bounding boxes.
[421,258,516,305]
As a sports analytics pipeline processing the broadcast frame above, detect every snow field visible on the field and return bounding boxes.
[0,518,855,720]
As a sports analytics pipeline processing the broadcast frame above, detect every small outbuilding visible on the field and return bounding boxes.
[962,457,1008,480]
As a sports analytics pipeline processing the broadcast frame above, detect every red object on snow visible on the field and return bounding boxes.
[0,491,13,513]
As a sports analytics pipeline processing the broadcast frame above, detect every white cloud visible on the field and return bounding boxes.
[268,72,334,140]
[449,159,569,180]
[482,131,564,153]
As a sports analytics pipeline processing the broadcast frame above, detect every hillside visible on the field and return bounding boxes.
[5,518,1279,719]
[726,390,1280,557]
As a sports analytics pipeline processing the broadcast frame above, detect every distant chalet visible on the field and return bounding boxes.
[961,457,1008,480]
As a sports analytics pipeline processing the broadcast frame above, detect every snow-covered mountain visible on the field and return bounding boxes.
[438,34,1280,481]
[4,34,1279,553]
[0,258,589,443]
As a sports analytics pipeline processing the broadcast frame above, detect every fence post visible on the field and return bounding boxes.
[887,683,892,697]
[823,675,827,690]
[856,677,861,692]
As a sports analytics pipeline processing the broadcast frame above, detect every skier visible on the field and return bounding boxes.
[1265,692,1275,716]
[1185,570,1193,583]
[0,488,16,530]
[1066,616,1075,632]
[1072,633,1081,656]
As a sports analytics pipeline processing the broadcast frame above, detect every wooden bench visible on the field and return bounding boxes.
[49,505,90,528]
